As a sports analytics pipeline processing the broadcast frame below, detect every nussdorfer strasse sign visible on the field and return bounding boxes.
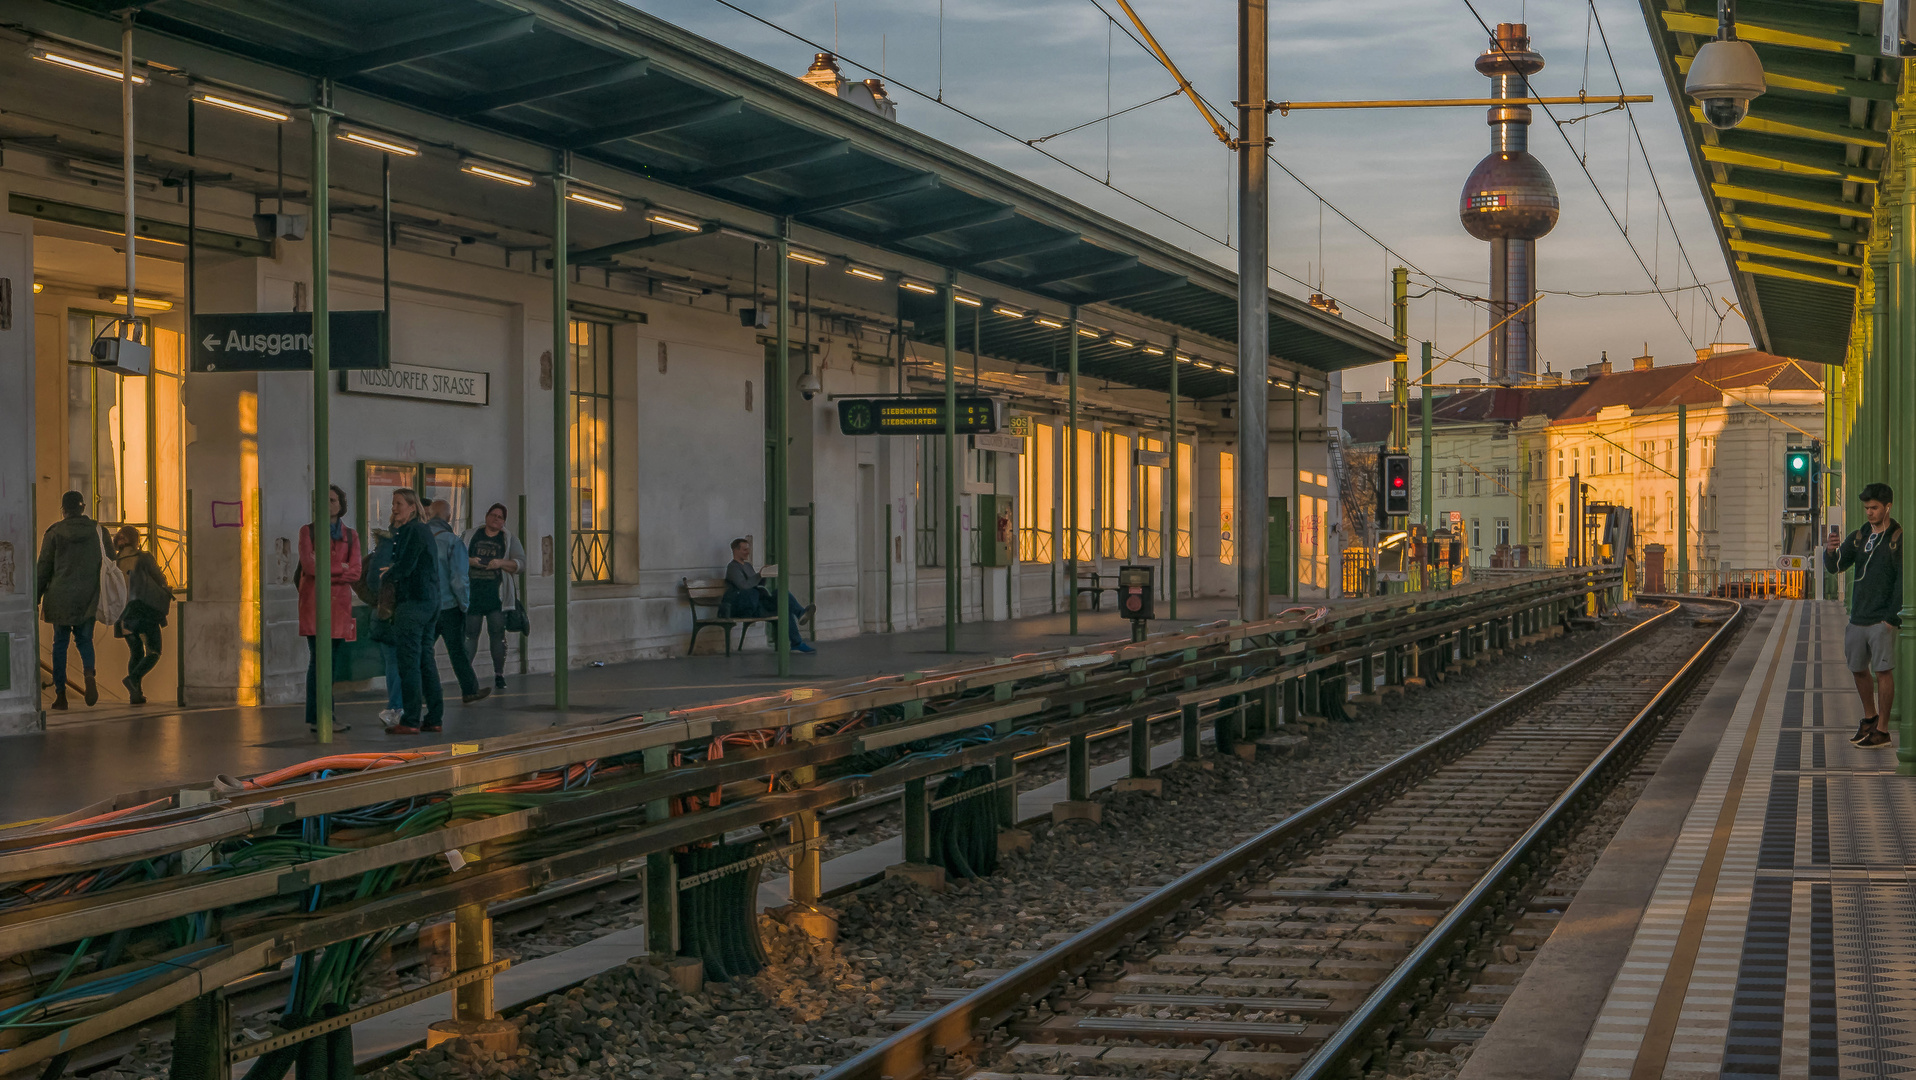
[837,396,1000,436]
[190,311,388,372]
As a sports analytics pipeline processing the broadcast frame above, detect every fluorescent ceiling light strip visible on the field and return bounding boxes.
[338,127,419,156]
[900,281,936,294]
[191,91,288,121]
[846,267,886,281]
[461,161,534,187]
[786,250,828,265]
[954,295,982,307]
[33,48,145,83]
[644,211,703,232]
[567,190,625,211]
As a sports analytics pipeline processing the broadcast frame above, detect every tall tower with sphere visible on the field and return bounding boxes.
[1459,22,1560,383]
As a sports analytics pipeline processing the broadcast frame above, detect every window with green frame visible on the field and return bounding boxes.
[358,461,470,546]
[569,318,614,582]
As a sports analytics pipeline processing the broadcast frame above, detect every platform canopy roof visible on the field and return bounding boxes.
[1638,0,1894,365]
[28,0,1396,398]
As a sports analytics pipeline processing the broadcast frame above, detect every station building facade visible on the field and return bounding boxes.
[1341,348,1824,575]
[0,1,1391,734]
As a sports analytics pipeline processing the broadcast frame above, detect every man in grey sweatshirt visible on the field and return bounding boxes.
[723,537,815,653]
[1825,482,1902,748]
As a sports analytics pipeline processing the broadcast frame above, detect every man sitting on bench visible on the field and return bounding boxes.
[722,537,816,653]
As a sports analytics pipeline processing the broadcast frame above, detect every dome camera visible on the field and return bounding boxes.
[797,369,822,401]
[1685,38,1765,130]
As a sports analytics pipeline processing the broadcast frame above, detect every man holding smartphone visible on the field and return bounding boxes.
[1826,483,1902,748]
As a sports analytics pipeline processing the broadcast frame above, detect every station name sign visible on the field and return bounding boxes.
[837,396,1000,436]
[341,362,490,407]
[190,311,388,372]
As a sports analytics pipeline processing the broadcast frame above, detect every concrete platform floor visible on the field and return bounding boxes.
[4,597,1248,822]
[1466,599,1915,1079]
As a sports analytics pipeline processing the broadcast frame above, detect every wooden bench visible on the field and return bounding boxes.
[682,578,778,656]
[1073,569,1113,611]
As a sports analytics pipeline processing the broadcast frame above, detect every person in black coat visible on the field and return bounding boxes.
[384,489,444,734]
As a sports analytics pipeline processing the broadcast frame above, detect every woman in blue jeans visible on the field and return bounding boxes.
[362,529,406,727]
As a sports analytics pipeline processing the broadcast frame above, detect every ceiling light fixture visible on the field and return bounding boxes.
[900,281,936,295]
[846,266,887,282]
[1142,345,1165,356]
[644,210,703,232]
[953,295,982,307]
[992,306,1025,318]
[1035,317,1064,329]
[566,189,625,211]
[108,293,174,311]
[460,160,534,187]
[31,47,144,83]
[786,249,828,266]
[190,91,289,122]
[33,282,44,293]
[337,125,420,157]
[1111,338,1134,348]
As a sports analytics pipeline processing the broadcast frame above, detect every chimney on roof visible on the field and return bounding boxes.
[1343,391,1363,402]
[1634,353,1654,371]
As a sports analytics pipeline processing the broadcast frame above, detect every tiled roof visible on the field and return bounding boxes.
[1550,349,1824,425]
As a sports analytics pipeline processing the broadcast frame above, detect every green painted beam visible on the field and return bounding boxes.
[1722,210,1870,243]
[1689,105,1888,148]
[784,173,938,215]
[1701,142,1879,183]
[451,60,649,115]
[566,98,744,148]
[318,16,537,77]
[1727,235,1864,268]
[1661,9,1873,56]
[1712,181,1868,217]
[1736,257,1861,288]
[678,140,851,185]
[1676,50,1897,100]
[7,193,271,257]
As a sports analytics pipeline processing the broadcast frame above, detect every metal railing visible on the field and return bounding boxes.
[1641,567,1809,599]
[1018,527,1053,564]
[0,568,1619,1078]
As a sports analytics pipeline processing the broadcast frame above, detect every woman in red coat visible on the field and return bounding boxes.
[300,484,363,732]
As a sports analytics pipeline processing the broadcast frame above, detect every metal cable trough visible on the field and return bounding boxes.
[0,567,1617,1075]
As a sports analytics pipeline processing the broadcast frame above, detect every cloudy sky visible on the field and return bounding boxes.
[625,0,1746,397]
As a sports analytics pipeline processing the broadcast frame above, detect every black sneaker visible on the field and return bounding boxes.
[1854,717,1879,744]
[495,675,507,691]
[1861,730,1893,749]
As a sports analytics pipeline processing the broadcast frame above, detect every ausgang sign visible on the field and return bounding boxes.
[341,363,490,406]
[190,311,388,372]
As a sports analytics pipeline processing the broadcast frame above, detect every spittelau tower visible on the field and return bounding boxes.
[1459,22,1560,384]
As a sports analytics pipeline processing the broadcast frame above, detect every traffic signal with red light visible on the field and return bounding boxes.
[1381,453,1412,518]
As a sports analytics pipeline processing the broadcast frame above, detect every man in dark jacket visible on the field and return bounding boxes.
[35,490,106,710]
[722,537,814,653]
[1825,482,1902,748]
[384,489,444,734]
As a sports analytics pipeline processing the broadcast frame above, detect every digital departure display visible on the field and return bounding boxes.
[837,396,1000,436]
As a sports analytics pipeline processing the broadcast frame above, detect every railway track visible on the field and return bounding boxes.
[823,597,1741,1080]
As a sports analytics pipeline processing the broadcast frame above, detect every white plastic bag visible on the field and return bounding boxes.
[95,524,128,625]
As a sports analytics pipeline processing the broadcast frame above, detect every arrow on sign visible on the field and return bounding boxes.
[202,335,221,351]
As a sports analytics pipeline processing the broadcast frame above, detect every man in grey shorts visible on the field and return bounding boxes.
[1825,483,1902,748]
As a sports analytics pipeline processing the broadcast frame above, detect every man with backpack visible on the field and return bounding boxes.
[35,490,117,710]
[428,499,488,706]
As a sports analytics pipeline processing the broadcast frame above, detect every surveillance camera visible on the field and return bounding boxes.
[1684,38,1765,130]
[797,370,822,401]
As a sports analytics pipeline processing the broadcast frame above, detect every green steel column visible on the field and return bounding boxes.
[1068,307,1080,636]
[776,224,793,674]
[1420,341,1433,532]
[1291,381,1300,602]
[1677,404,1689,584]
[551,164,570,708]
[310,97,333,744]
[1168,333,1179,620]
[1898,69,1916,771]
[944,271,959,652]
[1390,268,1409,453]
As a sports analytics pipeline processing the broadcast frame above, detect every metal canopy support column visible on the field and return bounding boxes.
[944,270,959,652]
[776,223,793,674]
[1168,334,1179,620]
[1676,404,1688,584]
[1068,307,1080,636]
[1236,0,1270,623]
[310,87,334,744]
[1420,341,1433,533]
[1291,381,1301,601]
[1898,68,1916,772]
[551,162,570,709]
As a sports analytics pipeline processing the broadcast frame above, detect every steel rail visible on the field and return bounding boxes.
[814,596,1735,1080]
[1289,594,1744,1078]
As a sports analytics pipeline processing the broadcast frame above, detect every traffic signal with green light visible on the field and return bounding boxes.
[1784,445,1814,511]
